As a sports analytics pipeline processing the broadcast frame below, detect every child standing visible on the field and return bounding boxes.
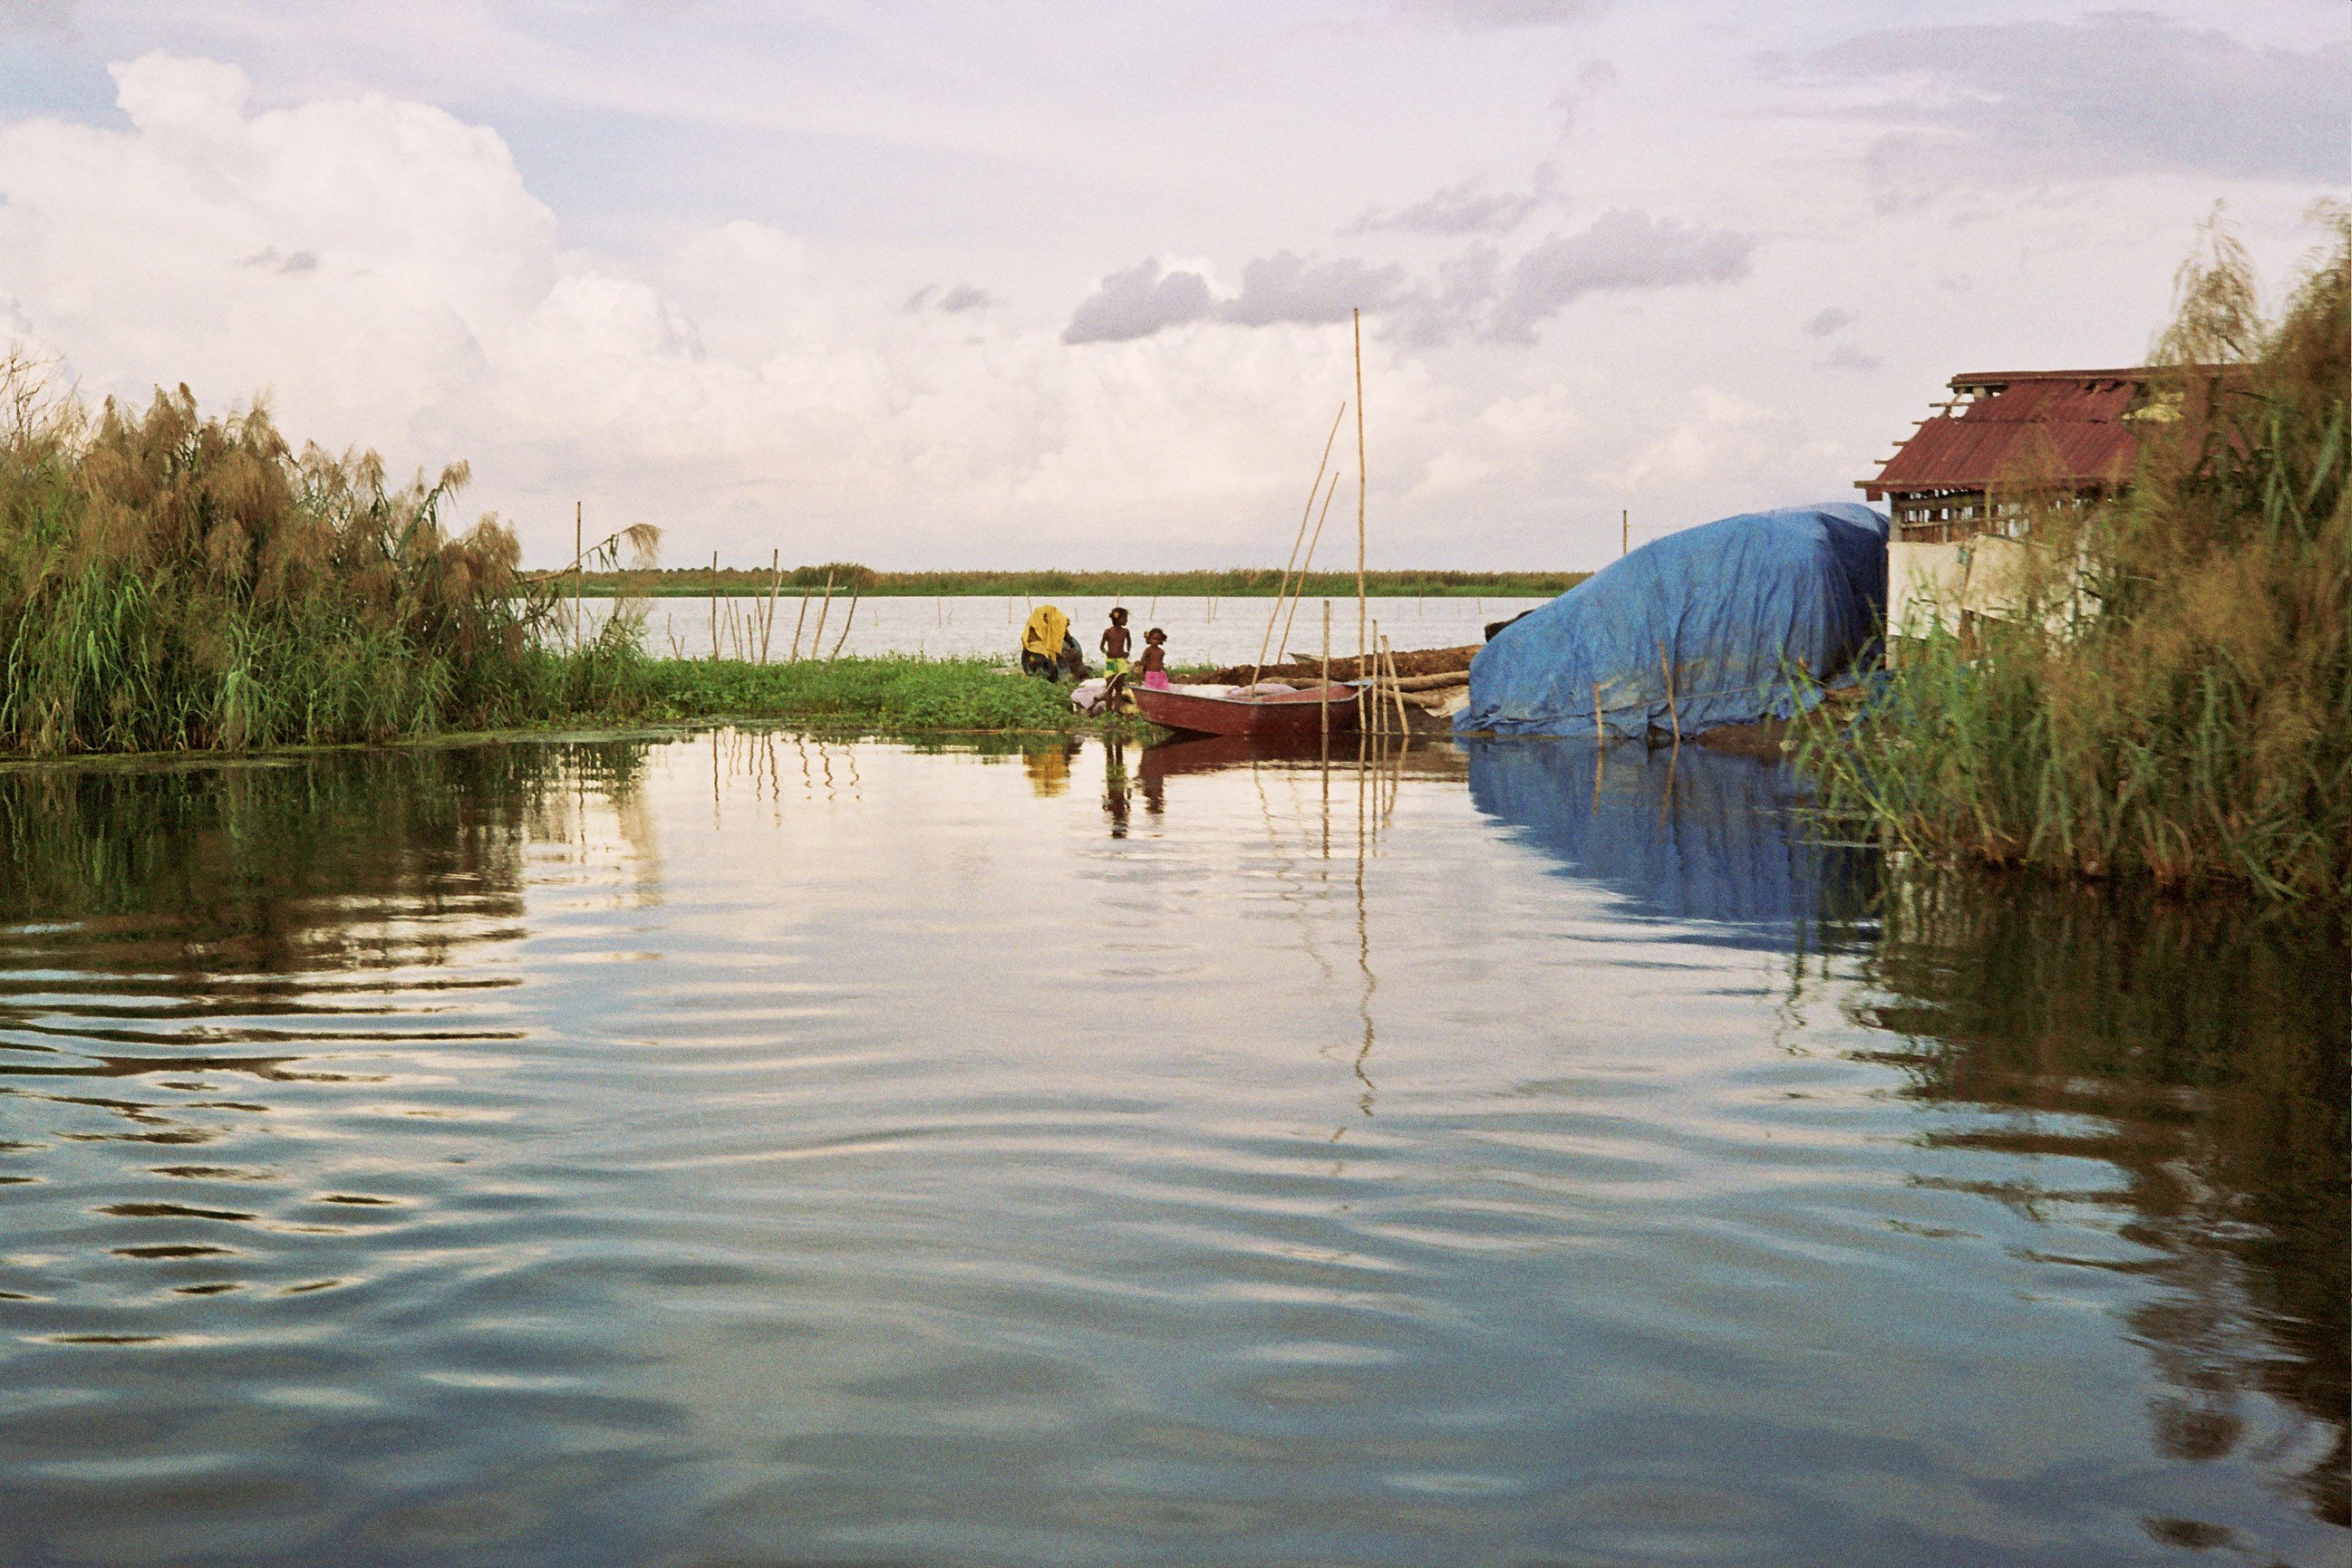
[1099,607,1134,703]
[1138,627,1171,690]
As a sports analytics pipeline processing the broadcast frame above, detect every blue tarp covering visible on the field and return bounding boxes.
[1455,503,1888,739]
[1464,739,1878,950]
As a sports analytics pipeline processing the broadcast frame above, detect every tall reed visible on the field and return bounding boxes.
[1803,209,2350,902]
[0,359,631,753]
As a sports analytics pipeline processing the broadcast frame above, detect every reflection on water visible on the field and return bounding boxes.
[0,731,2342,1566]
[1467,739,1878,949]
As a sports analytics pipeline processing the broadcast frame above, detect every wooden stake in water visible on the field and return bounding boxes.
[1320,598,1332,752]
[1658,641,1679,742]
[830,591,859,659]
[809,570,836,658]
[789,586,812,662]
[1383,634,1409,742]
[763,549,782,663]
[710,550,719,662]
[574,501,583,652]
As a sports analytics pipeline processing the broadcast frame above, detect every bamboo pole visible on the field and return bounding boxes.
[1320,598,1331,751]
[1277,470,1342,665]
[762,549,782,663]
[1384,634,1409,740]
[788,586,812,662]
[1658,641,1679,742]
[808,571,836,658]
[709,551,719,661]
[829,590,859,658]
[573,501,583,652]
[1253,401,1347,689]
[1354,307,1367,733]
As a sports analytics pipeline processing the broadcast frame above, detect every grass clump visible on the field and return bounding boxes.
[1804,209,2350,902]
[637,657,1107,736]
[0,357,609,754]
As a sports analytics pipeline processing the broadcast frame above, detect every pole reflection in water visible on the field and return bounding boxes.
[0,728,2339,1566]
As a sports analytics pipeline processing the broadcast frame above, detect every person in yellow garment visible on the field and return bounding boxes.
[1018,604,1075,680]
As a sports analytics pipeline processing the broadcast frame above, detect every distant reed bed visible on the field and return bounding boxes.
[0,359,641,754]
[578,564,1587,598]
[1804,212,2350,902]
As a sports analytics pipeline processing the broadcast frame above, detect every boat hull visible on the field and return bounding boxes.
[1132,684,1362,739]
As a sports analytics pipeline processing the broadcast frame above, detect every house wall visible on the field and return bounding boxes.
[1888,539,1967,643]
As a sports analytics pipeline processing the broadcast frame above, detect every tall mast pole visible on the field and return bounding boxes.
[1354,308,1367,684]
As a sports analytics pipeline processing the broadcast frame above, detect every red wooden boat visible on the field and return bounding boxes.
[1131,682,1362,739]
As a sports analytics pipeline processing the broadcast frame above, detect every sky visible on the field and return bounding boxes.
[0,2,2345,571]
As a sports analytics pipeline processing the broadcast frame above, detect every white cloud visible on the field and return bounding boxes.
[1791,13,2351,202]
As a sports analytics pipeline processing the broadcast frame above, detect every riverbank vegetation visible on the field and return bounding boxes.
[1803,212,2350,903]
[0,355,652,753]
[571,564,1586,598]
[632,657,1127,736]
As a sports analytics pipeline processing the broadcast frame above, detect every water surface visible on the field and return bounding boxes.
[1,734,2342,1566]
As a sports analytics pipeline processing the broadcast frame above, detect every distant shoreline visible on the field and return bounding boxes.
[554,568,1586,599]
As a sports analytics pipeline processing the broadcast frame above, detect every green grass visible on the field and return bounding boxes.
[1800,210,2350,903]
[566,566,1585,598]
[626,656,1131,737]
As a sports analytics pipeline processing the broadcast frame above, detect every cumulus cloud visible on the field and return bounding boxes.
[1804,307,1853,337]
[1073,210,1753,350]
[1352,165,1559,237]
[1486,209,1754,343]
[1219,252,1406,326]
[1061,259,1214,343]
[1795,13,2351,198]
[1063,252,1407,342]
[3,56,1464,565]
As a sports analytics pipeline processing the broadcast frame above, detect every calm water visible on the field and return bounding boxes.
[585,594,1546,664]
[0,734,2343,1566]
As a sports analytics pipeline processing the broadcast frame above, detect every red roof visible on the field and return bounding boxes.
[1860,368,2151,498]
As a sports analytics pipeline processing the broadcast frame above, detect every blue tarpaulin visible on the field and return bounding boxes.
[1454,503,1888,739]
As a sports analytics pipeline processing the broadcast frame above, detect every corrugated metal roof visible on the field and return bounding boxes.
[1860,369,2151,497]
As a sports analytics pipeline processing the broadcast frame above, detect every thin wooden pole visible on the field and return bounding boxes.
[788,586,812,662]
[829,590,859,658]
[763,549,782,663]
[1320,598,1331,751]
[1353,308,1367,731]
[709,550,719,661]
[573,501,583,651]
[1254,401,1347,689]
[1384,634,1408,741]
[1622,508,1628,557]
[809,571,836,657]
[1658,641,1679,742]
[1278,470,1342,666]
